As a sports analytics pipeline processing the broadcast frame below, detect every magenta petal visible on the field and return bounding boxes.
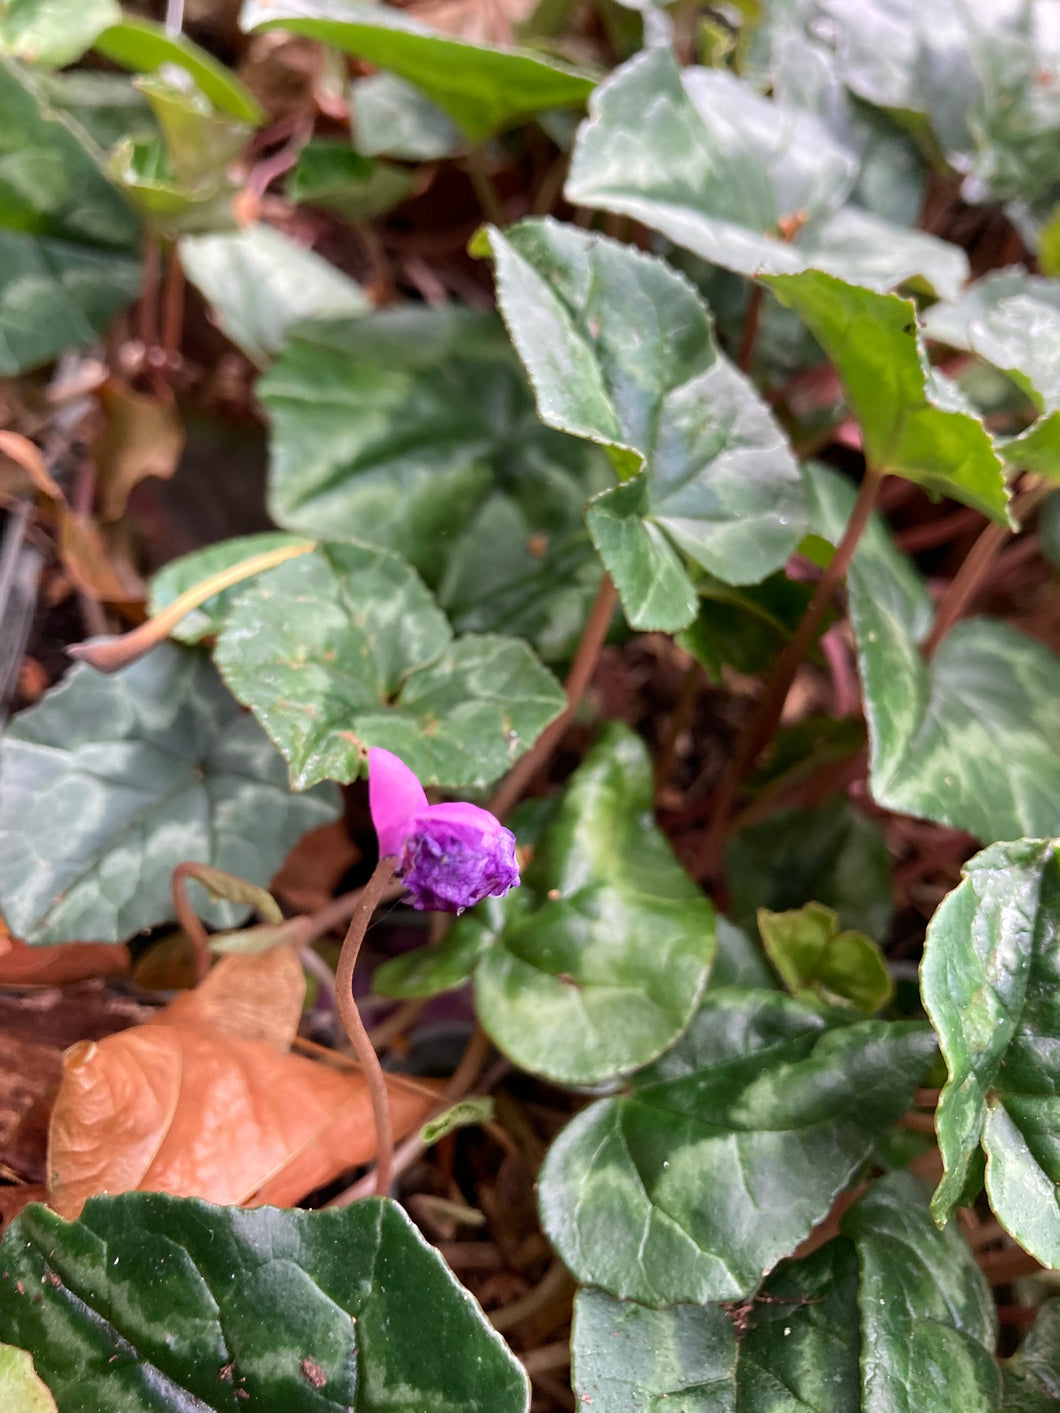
[368,747,429,859]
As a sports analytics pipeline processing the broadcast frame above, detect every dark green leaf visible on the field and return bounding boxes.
[726,794,894,943]
[471,724,716,1084]
[180,226,370,366]
[572,1238,862,1413]
[350,71,463,160]
[213,541,565,791]
[94,17,265,124]
[923,839,1060,1266]
[758,902,893,1013]
[538,989,935,1305]
[475,218,806,630]
[239,0,594,142]
[0,0,118,68]
[677,571,814,683]
[709,915,777,991]
[0,1194,529,1412]
[288,139,414,221]
[0,57,139,371]
[765,270,1011,522]
[843,1171,1000,1412]
[259,306,606,650]
[565,46,966,296]
[148,533,312,644]
[0,644,339,944]
[1004,1300,1060,1412]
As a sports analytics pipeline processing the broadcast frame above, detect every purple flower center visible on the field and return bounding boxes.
[400,818,520,914]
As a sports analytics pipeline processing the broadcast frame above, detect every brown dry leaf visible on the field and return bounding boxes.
[271,819,360,915]
[58,509,146,603]
[0,936,130,987]
[407,0,535,42]
[47,1025,436,1216]
[156,946,306,1049]
[131,931,200,991]
[93,379,185,522]
[0,430,62,499]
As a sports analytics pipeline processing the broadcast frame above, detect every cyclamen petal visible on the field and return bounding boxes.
[367,748,519,913]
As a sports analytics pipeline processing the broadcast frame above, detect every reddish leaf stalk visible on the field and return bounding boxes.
[488,573,617,819]
[695,467,885,879]
[334,856,399,1198]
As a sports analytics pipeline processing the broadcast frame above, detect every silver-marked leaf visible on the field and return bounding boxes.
[571,1238,862,1412]
[350,71,462,160]
[810,462,1060,842]
[239,0,594,142]
[213,541,565,791]
[538,990,935,1305]
[180,225,370,367]
[565,46,966,297]
[259,306,607,651]
[765,270,1011,522]
[843,1171,1000,1412]
[923,839,1060,1267]
[0,644,339,944]
[475,218,805,631]
[0,1194,529,1412]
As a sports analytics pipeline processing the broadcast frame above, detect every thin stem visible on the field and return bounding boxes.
[67,539,315,671]
[654,657,701,797]
[922,478,1051,659]
[161,250,185,366]
[165,0,185,37]
[737,282,764,374]
[334,857,398,1198]
[488,573,617,819]
[171,861,212,984]
[139,230,160,354]
[695,468,884,879]
[466,147,505,227]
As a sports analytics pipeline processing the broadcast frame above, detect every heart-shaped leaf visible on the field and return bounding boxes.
[378,725,716,1086]
[258,306,607,652]
[765,269,1011,522]
[923,838,1060,1266]
[213,541,566,791]
[0,0,118,68]
[842,1171,1000,1411]
[0,643,339,944]
[474,218,806,631]
[0,1194,530,1412]
[180,226,370,367]
[538,989,935,1305]
[565,46,967,297]
[350,71,462,160]
[239,0,594,142]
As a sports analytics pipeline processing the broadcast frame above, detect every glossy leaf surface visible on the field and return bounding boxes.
[476,218,805,630]
[765,270,1011,522]
[240,0,594,142]
[923,839,1060,1266]
[0,644,339,944]
[148,532,310,644]
[538,990,935,1305]
[843,1171,1000,1412]
[214,541,565,790]
[571,1239,861,1412]
[565,46,966,297]
[758,901,893,1013]
[94,17,265,123]
[0,1195,529,1413]
[180,226,370,367]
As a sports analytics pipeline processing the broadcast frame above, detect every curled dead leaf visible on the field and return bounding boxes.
[0,938,130,987]
[47,1024,435,1216]
[93,379,185,522]
[156,946,306,1050]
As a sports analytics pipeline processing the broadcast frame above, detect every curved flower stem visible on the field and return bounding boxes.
[171,861,213,983]
[488,573,617,819]
[694,467,885,880]
[334,856,399,1198]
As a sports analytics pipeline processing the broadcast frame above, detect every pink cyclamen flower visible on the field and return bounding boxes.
[368,747,520,913]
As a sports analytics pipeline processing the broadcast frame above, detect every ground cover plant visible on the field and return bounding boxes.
[1,0,1060,1407]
